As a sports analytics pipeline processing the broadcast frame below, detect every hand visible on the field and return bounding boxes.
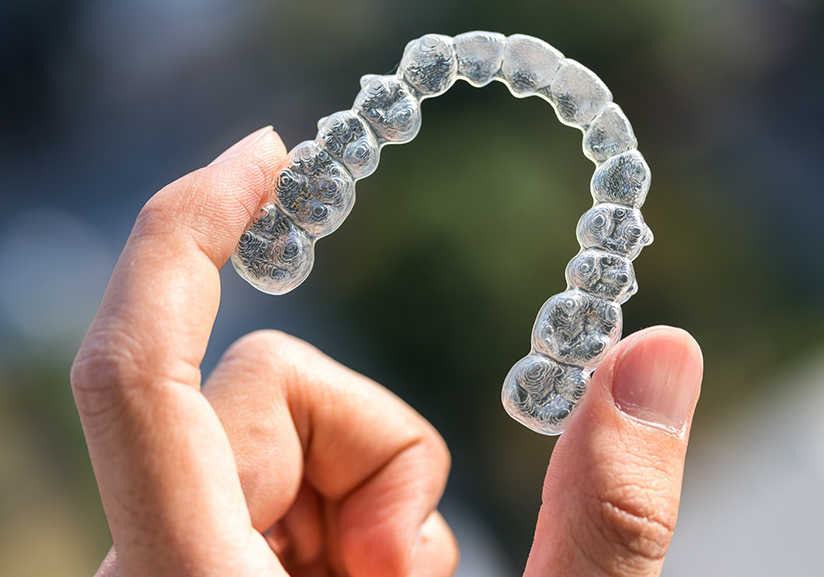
[524,326,702,577]
[71,127,456,577]
[71,126,702,577]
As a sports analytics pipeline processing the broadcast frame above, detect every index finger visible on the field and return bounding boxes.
[71,127,288,576]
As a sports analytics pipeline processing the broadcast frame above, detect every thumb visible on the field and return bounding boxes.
[526,326,703,577]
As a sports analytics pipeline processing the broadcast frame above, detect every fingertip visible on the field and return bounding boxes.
[408,512,459,577]
[612,326,703,435]
[626,325,703,365]
[204,125,287,226]
[240,125,288,178]
[564,325,703,439]
[339,438,450,577]
[135,126,287,269]
[221,126,286,226]
[209,126,282,166]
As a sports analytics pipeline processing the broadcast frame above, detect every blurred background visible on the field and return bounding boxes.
[1,0,823,575]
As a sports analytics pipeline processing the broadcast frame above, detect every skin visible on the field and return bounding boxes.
[71,126,703,577]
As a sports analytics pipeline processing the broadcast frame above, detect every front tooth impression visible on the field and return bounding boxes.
[583,103,637,162]
[545,59,612,128]
[500,34,563,96]
[454,31,507,87]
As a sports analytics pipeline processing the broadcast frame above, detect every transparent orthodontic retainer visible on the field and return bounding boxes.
[232,32,653,436]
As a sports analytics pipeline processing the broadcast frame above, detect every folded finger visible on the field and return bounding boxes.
[203,330,453,577]
[408,511,460,577]
[263,482,325,568]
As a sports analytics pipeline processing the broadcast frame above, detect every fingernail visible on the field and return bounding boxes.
[613,328,702,432]
[209,126,273,165]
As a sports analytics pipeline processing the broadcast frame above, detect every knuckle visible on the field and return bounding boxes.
[133,182,210,249]
[134,190,181,233]
[245,329,305,353]
[401,423,451,499]
[72,322,197,419]
[590,480,677,568]
[71,325,145,422]
[224,329,313,369]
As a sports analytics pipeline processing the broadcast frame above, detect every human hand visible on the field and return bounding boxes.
[71,127,455,577]
[71,126,702,577]
[523,325,702,577]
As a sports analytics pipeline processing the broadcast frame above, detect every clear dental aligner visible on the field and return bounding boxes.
[232,32,653,435]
